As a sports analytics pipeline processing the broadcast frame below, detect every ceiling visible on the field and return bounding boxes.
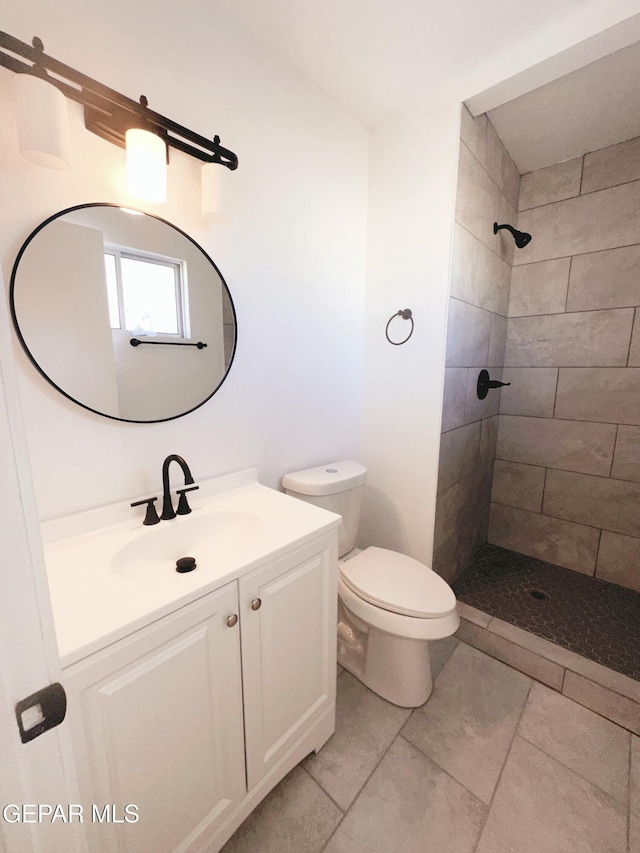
[487,39,640,173]
[216,0,640,174]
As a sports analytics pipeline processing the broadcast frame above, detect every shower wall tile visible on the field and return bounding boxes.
[497,415,616,476]
[480,416,499,466]
[445,298,491,367]
[581,135,640,195]
[499,368,558,418]
[504,309,634,367]
[488,503,599,574]
[437,421,481,495]
[487,138,640,592]
[441,368,468,432]
[460,107,487,170]
[491,460,545,512]
[437,108,519,581]
[450,226,511,316]
[456,142,516,264]
[611,425,640,482]
[434,464,492,553]
[628,312,640,365]
[450,225,477,304]
[488,314,508,366]
[567,244,640,311]
[596,530,640,592]
[543,469,640,538]
[518,157,583,211]
[555,368,640,425]
[508,258,570,318]
[485,119,520,211]
[433,524,484,583]
[513,179,640,266]
[475,241,511,316]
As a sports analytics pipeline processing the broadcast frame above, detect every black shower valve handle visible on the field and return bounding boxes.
[477,369,510,400]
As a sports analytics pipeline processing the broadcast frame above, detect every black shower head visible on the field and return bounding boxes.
[493,222,532,249]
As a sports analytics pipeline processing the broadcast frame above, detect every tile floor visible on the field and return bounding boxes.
[222,638,639,853]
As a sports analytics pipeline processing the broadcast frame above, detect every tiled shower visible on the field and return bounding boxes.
[436,105,640,598]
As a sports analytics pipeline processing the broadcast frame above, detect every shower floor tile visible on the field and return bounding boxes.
[453,544,640,682]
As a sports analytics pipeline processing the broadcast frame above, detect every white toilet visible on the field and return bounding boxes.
[282,460,460,707]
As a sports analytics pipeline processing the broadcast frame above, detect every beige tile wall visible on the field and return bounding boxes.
[434,108,518,581]
[489,133,640,592]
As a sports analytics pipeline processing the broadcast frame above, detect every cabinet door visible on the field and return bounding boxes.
[240,538,337,789]
[64,584,246,853]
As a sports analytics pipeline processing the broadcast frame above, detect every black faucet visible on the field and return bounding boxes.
[160,455,199,520]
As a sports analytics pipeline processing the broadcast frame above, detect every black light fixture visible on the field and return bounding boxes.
[0,31,238,206]
[493,222,532,248]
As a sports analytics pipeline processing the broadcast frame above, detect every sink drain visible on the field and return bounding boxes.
[528,588,549,601]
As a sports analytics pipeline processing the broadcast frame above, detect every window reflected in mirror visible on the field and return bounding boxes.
[10,204,237,423]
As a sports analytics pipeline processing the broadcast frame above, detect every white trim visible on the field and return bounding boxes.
[466,12,640,116]
[0,274,81,853]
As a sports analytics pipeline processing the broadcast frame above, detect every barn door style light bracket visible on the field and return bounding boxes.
[0,30,237,209]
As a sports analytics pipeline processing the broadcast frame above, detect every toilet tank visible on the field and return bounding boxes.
[282,461,367,557]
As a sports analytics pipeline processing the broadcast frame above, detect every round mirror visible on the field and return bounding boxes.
[10,204,236,423]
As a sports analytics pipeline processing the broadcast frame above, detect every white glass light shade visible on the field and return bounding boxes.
[126,128,167,203]
[13,73,71,170]
[201,162,233,223]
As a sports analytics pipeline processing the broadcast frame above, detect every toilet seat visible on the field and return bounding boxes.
[340,546,457,618]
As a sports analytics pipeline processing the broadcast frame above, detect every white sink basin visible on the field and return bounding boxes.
[111,510,264,584]
[42,469,341,666]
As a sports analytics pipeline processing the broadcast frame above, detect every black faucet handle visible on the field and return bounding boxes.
[131,496,161,525]
[176,485,199,516]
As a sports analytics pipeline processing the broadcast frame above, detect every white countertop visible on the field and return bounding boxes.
[43,469,340,668]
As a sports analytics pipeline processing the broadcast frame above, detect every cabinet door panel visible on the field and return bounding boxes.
[65,585,245,853]
[240,541,337,789]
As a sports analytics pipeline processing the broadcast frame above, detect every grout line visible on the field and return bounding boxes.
[552,366,560,418]
[564,254,573,313]
[300,763,347,816]
[512,240,640,268]
[578,154,585,196]
[498,408,633,428]
[627,307,637,367]
[508,305,635,320]
[319,704,413,850]
[493,457,627,486]
[517,730,630,807]
[609,424,619,478]
[471,679,534,853]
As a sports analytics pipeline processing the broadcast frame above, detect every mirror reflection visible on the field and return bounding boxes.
[10,204,236,422]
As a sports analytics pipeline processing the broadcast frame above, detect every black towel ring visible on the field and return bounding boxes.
[385,309,414,345]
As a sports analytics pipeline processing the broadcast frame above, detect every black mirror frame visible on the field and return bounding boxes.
[9,202,237,424]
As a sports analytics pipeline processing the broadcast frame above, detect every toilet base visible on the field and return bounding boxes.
[337,598,433,707]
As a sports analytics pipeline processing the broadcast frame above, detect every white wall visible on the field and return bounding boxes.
[0,0,368,520]
[360,7,640,565]
[360,101,459,563]
[2,0,637,549]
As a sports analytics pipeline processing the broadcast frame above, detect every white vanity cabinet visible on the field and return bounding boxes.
[62,534,337,853]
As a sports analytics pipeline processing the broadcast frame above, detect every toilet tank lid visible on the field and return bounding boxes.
[282,460,367,496]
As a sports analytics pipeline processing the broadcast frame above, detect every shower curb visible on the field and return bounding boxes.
[455,601,640,735]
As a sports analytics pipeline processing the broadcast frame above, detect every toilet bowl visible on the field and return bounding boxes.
[282,461,460,707]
